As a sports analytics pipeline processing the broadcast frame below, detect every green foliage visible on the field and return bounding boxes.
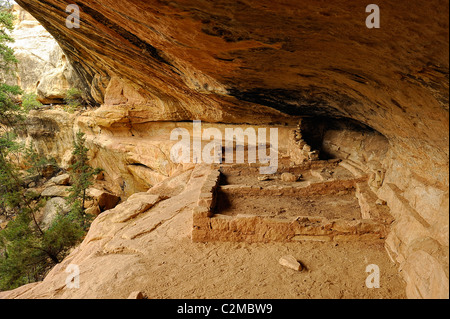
[40,212,85,264]
[0,83,23,127]
[0,7,23,219]
[0,211,41,289]
[0,3,17,75]
[0,132,102,291]
[0,152,23,217]
[21,93,42,112]
[23,143,57,177]
[68,131,102,228]
[0,137,99,291]
[1,6,22,149]
[0,7,100,292]
[0,203,85,291]
[64,88,84,113]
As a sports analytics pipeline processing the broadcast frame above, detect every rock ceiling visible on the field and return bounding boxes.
[15,0,449,183]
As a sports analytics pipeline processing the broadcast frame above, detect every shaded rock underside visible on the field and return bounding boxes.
[10,0,450,299]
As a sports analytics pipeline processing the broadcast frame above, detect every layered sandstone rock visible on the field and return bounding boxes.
[10,0,450,299]
[10,5,80,103]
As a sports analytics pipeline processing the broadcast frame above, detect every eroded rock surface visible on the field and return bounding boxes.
[10,5,80,103]
[8,0,450,299]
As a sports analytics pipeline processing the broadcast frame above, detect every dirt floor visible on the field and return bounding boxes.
[219,164,354,185]
[135,237,406,299]
[216,191,362,220]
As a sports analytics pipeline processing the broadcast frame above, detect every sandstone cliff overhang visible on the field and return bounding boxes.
[15,1,448,137]
[12,0,449,299]
[15,0,449,224]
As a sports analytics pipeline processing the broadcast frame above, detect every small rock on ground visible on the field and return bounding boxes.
[281,172,298,182]
[279,255,303,272]
[127,291,146,299]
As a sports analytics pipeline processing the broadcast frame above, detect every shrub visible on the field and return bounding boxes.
[23,143,58,178]
[21,93,42,112]
[63,88,84,113]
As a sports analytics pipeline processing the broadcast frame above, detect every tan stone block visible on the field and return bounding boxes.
[197,192,214,208]
[292,235,332,242]
[332,220,359,234]
[199,192,213,199]
[280,172,297,182]
[203,180,217,189]
[193,217,210,229]
[358,220,385,234]
[333,234,359,241]
[198,197,213,208]
[208,171,221,184]
[201,185,213,193]
[263,229,289,241]
[229,217,258,234]
[193,206,211,218]
[359,233,384,241]
[293,225,330,236]
[210,218,230,231]
[334,234,382,241]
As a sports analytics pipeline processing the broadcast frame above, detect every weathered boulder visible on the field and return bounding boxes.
[85,205,101,217]
[281,172,298,183]
[40,197,70,230]
[41,186,71,198]
[9,5,80,103]
[48,173,71,186]
[106,193,160,223]
[87,188,121,212]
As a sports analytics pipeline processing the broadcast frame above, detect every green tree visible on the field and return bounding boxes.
[64,88,84,113]
[0,1,24,218]
[23,143,57,178]
[0,200,85,290]
[21,93,43,112]
[68,131,101,228]
[1,3,23,131]
[0,6,88,291]
[0,1,17,75]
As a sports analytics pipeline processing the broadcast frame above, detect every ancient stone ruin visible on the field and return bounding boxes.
[0,0,448,300]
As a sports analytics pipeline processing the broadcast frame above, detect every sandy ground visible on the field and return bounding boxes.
[136,240,406,299]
